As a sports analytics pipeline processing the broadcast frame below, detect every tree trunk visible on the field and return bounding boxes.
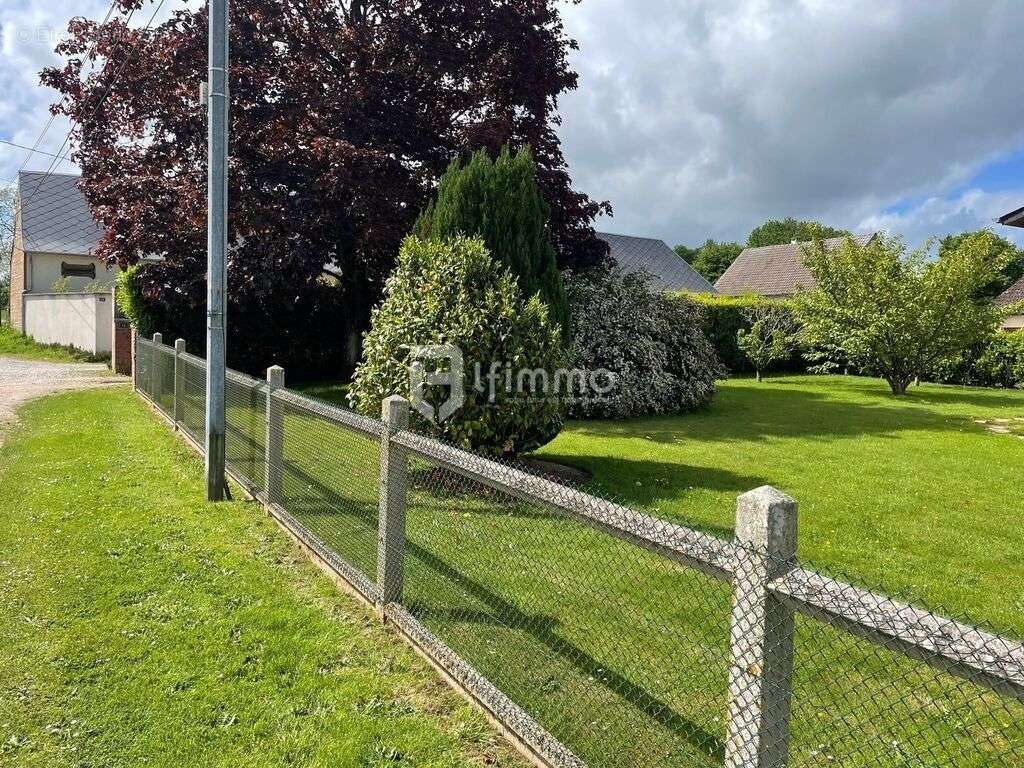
[887,375,911,395]
[756,369,762,383]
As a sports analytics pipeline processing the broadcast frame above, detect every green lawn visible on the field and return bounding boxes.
[0,325,108,362]
[244,373,1024,768]
[0,388,523,767]
[539,375,1024,635]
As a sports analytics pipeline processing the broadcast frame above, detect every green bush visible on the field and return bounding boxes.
[349,236,566,456]
[685,293,803,374]
[929,330,1024,388]
[566,267,721,419]
[414,146,570,339]
[975,333,1024,388]
[116,265,166,339]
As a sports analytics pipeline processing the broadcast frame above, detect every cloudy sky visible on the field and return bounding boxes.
[3,0,1023,249]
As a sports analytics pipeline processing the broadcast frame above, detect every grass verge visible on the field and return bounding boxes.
[0,325,108,363]
[240,374,1024,767]
[0,388,523,768]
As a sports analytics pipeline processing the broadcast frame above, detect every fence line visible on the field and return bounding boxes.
[133,334,1024,768]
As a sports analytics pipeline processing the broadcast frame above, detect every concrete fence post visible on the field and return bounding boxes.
[264,366,285,506]
[151,332,162,402]
[724,486,798,768]
[173,339,186,429]
[377,395,409,609]
[131,327,138,391]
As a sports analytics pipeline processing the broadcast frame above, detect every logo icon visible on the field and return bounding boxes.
[409,345,464,423]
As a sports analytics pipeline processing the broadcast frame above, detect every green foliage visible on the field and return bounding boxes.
[747,217,850,248]
[115,265,166,339]
[938,230,1024,299]
[0,325,107,362]
[673,243,698,263]
[689,239,743,283]
[414,146,570,338]
[350,236,566,456]
[685,293,801,374]
[0,389,516,767]
[565,266,720,419]
[0,273,8,327]
[795,233,1007,395]
[737,303,802,382]
[973,332,1024,388]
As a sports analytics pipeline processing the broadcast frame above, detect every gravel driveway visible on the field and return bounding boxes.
[0,357,126,438]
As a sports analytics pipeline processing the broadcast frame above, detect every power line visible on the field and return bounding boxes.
[6,0,121,183]
[0,138,69,162]
[19,0,170,213]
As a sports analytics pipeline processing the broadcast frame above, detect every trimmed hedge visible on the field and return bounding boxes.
[683,293,804,375]
[349,236,566,456]
[566,267,721,419]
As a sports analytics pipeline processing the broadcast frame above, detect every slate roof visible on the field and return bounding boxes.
[596,232,716,293]
[997,205,1024,228]
[17,171,104,256]
[996,275,1024,306]
[714,233,876,297]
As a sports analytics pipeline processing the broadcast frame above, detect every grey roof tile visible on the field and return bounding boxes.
[714,233,875,297]
[17,171,104,256]
[596,232,716,293]
[997,275,1024,306]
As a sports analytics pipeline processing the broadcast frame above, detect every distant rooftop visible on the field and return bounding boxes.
[17,171,103,256]
[997,275,1024,306]
[596,232,716,294]
[715,233,876,297]
[997,205,1024,229]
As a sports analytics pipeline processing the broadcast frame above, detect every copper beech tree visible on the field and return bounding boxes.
[42,0,609,376]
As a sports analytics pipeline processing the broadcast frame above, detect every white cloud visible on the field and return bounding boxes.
[558,0,1024,247]
[858,188,1024,249]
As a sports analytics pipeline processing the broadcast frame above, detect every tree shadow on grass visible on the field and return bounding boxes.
[266,451,728,763]
[404,540,726,764]
[562,382,996,446]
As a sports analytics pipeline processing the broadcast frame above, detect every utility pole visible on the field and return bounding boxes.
[204,0,228,501]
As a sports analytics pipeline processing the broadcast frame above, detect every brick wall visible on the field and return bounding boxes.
[112,318,132,375]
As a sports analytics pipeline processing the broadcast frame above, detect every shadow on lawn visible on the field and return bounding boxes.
[564,381,999,446]
[273,452,726,762]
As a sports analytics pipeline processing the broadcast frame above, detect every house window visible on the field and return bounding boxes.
[61,262,96,279]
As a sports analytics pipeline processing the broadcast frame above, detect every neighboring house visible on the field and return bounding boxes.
[996,205,1024,331]
[9,171,114,353]
[597,232,716,293]
[714,233,876,298]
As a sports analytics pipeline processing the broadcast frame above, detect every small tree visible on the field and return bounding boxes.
[938,230,1024,300]
[415,146,570,338]
[679,239,743,283]
[747,218,850,248]
[796,233,1007,395]
[349,236,565,457]
[0,186,13,326]
[737,304,800,382]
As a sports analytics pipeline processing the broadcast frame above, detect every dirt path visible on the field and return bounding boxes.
[0,357,126,440]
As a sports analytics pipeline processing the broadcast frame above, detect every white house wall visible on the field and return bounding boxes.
[27,251,117,294]
[23,293,114,355]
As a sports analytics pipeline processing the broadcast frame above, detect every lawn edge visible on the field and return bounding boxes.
[133,390,555,768]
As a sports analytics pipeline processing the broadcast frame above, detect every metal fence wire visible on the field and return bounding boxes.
[132,335,1024,768]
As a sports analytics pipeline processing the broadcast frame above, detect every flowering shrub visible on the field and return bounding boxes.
[565,266,721,419]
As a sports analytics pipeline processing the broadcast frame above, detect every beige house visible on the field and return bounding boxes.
[714,234,876,298]
[9,171,115,353]
[996,205,1024,331]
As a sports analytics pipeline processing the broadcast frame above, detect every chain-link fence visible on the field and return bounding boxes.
[133,334,1024,768]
